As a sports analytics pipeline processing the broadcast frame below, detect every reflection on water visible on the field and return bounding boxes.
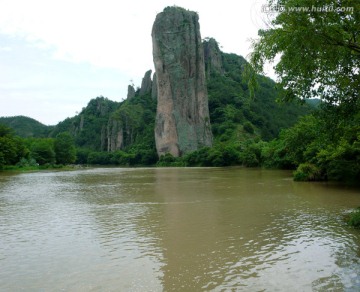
[0,167,360,291]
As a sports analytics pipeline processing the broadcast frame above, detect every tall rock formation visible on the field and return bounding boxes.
[139,70,153,96]
[152,6,213,157]
[203,38,224,76]
[127,85,136,100]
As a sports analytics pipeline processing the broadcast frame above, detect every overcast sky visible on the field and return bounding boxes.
[0,0,270,125]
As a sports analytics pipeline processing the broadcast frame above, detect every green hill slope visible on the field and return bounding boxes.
[0,116,52,138]
[207,51,313,143]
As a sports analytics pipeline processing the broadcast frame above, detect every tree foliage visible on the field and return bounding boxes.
[54,132,76,164]
[0,124,28,168]
[30,139,56,165]
[250,0,359,104]
[244,0,360,182]
[208,52,314,143]
[253,109,360,182]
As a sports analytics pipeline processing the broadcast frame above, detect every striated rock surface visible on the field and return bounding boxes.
[127,85,136,100]
[152,6,213,157]
[151,72,158,99]
[203,37,224,76]
[103,118,124,152]
[139,70,153,96]
[107,118,123,151]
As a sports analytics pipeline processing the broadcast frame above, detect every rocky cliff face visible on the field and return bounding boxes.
[151,72,157,99]
[152,6,213,157]
[106,118,123,151]
[203,38,224,76]
[127,85,136,100]
[139,70,153,96]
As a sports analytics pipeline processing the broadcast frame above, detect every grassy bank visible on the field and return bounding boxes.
[1,164,86,173]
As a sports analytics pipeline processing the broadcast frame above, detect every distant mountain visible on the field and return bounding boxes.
[0,116,52,138]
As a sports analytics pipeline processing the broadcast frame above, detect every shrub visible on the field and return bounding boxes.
[241,151,259,167]
[239,141,263,167]
[183,147,212,166]
[87,151,112,165]
[76,148,91,164]
[156,153,185,167]
[293,163,324,181]
[243,122,255,134]
[16,157,38,167]
[346,208,360,228]
[31,140,55,165]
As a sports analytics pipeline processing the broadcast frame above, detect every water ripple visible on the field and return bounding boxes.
[1,168,360,291]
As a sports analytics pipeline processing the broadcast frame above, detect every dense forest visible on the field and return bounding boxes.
[1,0,358,183]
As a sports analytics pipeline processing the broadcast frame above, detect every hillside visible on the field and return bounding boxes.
[207,51,313,142]
[0,116,52,138]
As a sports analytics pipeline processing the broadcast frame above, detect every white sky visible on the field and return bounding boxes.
[0,0,270,125]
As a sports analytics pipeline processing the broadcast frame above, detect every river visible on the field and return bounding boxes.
[0,167,360,291]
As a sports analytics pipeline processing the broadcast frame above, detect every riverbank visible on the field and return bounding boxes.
[0,164,89,173]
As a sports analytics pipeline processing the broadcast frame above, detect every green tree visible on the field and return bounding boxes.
[248,0,360,182]
[279,115,319,165]
[0,136,18,167]
[250,0,359,104]
[54,132,76,164]
[0,124,29,168]
[0,124,14,137]
[31,139,55,165]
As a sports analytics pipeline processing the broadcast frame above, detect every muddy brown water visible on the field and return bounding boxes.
[1,167,359,291]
